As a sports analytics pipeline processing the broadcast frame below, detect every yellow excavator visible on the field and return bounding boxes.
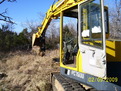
[32,0,121,90]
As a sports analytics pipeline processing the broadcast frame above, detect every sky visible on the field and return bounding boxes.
[0,0,54,33]
[0,0,116,33]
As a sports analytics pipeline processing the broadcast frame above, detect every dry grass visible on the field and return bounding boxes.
[0,50,60,91]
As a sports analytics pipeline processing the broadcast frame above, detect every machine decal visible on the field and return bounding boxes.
[70,70,84,79]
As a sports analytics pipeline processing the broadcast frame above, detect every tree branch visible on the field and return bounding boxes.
[7,0,16,2]
[0,0,16,24]
[0,13,14,24]
[0,0,5,4]
[0,0,16,4]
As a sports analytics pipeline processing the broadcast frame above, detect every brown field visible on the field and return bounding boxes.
[0,50,60,91]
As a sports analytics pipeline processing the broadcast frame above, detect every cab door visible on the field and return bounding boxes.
[78,0,106,78]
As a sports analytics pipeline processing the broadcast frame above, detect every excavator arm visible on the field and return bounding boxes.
[32,0,84,55]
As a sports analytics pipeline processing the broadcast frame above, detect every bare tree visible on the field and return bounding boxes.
[46,20,59,39]
[110,0,121,38]
[22,19,40,36]
[1,23,14,31]
[25,20,39,31]
[0,0,16,24]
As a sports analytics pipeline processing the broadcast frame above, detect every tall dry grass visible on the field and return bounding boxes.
[0,50,60,91]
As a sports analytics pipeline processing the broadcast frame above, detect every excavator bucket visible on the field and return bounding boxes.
[32,33,40,55]
[32,33,45,56]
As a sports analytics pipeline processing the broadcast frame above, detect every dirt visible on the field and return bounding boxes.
[0,50,60,91]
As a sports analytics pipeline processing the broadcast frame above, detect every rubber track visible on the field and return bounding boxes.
[53,73,86,91]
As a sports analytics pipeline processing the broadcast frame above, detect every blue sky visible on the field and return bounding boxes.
[0,0,54,33]
[0,0,116,33]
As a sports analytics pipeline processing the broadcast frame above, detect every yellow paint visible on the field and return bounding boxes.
[106,47,115,57]
[60,63,78,71]
[106,40,115,49]
[106,40,121,62]
[60,12,63,66]
[76,50,84,73]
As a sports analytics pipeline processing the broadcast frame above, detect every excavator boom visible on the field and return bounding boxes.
[32,0,84,47]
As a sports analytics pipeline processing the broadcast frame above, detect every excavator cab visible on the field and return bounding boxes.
[60,0,121,90]
[60,0,108,77]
